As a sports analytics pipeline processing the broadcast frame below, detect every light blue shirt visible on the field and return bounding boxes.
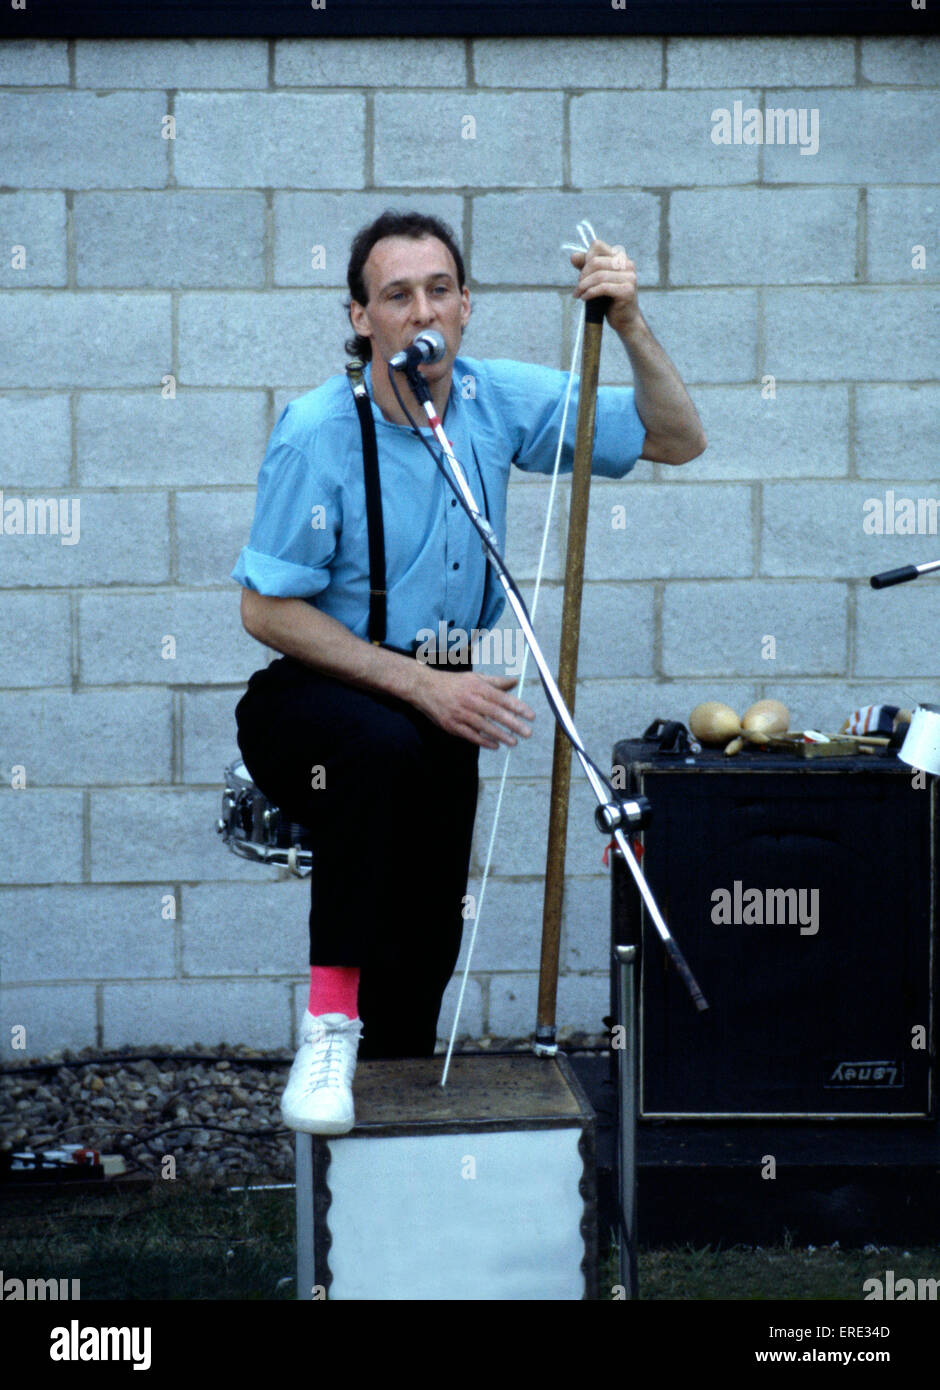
[231,354,645,649]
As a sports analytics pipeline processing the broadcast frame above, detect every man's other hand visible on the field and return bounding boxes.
[412,669,536,750]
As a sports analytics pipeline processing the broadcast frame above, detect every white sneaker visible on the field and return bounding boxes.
[280,1010,362,1135]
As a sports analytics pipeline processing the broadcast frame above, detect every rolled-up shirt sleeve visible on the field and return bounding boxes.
[231,429,339,598]
[483,359,645,479]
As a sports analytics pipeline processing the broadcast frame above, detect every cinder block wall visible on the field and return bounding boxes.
[0,36,937,1057]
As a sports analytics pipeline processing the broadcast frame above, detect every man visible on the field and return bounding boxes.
[231,209,705,1136]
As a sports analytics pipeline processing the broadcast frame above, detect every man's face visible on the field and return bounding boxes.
[349,235,471,386]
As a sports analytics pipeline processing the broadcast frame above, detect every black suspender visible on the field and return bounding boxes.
[345,358,386,646]
[344,358,490,654]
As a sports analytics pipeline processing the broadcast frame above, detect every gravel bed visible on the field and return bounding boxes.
[1,1035,603,1186]
[1,1043,294,1186]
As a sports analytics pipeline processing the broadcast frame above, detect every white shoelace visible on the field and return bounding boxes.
[301,1024,357,1094]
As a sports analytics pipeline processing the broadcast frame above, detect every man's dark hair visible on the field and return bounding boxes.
[344,209,467,362]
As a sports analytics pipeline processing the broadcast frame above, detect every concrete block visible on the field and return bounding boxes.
[0,790,83,883]
[181,880,310,976]
[0,39,69,85]
[758,680,926,733]
[374,93,563,188]
[0,690,172,785]
[861,37,940,85]
[180,687,246,785]
[0,594,71,688]
[667,37,855,88]
[78,591,262,685]
[274,191,463,287]
[178,290,344,387]
[473,36,662,89]
[867,188,940,285]
[74,192,266,288]
[0,92,168,188]
[504,477,568,580]
[0,886,176,981]
[764,289,939,382]
[472,191,661,287]
[437,972,485,1044]
[454,877,544,972]
[0,491,169,588]
[0,192,67,288]
[471,779,547,878]
[762,90,940,184]
[274,387,305,417]
[0,394,71,489]
[670,188,857,285]
[571,91,761,187]
[0,292,170,388]
[856,385,940,479]
[483,577,655,680]
[656,386,845,483]
[562,875,612,974]
[463,290,565,370]
[472,776,604,880]
[481,967,605,1041]
[662,580,847,676]
[0,984,97,1060]
[74,38,269,88]
[555,971,609,1040]
[855,585,940,679]
[659,385,849,480]
[599,290,759,386]
[89,788,284,883]
[762,482,940,578]
[176,490,256,586]
[486,972,538,1038]
[583,481,753,580]
[173,93,365,188]
[77,390,269,487]
[275,37,467,87]
[102,979,290,1049]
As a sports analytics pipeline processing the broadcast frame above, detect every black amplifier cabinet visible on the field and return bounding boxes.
[611,741,937,1120]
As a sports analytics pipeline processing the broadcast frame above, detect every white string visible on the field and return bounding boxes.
[440,222,595,1086]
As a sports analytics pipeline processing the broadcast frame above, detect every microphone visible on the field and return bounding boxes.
[388,329,446,372]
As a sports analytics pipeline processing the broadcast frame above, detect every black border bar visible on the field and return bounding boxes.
[1,1,937,40]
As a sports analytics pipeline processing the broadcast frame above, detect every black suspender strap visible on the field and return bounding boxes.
[345,358,386,645]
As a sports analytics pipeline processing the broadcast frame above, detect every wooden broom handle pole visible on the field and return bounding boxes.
[536,297,610,1043]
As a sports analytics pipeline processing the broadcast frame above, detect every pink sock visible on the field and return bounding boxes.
[308,966,360,1020]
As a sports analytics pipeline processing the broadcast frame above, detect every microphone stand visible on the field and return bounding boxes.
[871,557,940,588]
[396,356,709,1017]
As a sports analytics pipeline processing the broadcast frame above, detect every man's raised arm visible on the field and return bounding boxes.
[571,239,707,466]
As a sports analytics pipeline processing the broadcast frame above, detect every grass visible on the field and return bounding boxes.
[1,1184,936,1301]
[0,1182,296,1301]
[609,1235,940,1301]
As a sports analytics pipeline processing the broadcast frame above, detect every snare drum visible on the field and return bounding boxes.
[217,759,313,877]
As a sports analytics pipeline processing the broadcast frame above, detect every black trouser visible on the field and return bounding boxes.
[234,655,480,1060]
